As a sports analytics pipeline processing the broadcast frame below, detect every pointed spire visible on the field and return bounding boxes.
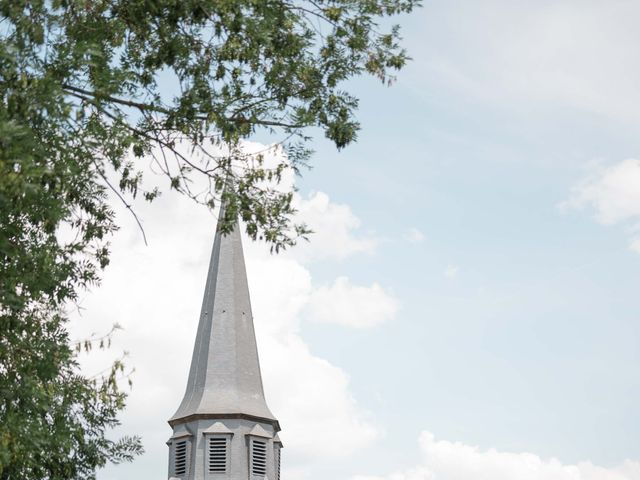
[170,197,276,426]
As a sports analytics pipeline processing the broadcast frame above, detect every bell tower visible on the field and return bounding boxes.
[168,203,282,480]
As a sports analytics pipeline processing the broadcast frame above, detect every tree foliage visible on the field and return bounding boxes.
[0,0,418,478]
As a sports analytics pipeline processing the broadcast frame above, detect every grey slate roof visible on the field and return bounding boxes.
[170,207,276,424]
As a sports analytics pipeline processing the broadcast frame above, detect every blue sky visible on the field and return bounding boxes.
[71,2,640,479]
[303,0,640,470]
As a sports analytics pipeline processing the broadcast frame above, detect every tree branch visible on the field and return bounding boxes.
[63,84,306,129]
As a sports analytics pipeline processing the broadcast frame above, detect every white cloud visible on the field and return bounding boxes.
[352,431,640,480]
[563,159,640,225]
[562,159,640,251]
[629,237,640,254]
[291,191,378,262]
[140,140,377,264]
[68,145,386,480]
[305,276,398,328]
[235,143,378,263]
[245,251,382,461]
[260,334,379,459]
[444,265,459,279]
[404,228,425,244]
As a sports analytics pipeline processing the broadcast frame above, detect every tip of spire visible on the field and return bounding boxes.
[215,181,239,236]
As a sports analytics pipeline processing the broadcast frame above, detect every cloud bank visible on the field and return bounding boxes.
[353,431,640,480]
[306,276,399,329]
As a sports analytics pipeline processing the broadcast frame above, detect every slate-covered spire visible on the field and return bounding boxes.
[170,201,276,426]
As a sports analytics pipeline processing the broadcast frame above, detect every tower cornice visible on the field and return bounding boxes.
[168,413,281,432]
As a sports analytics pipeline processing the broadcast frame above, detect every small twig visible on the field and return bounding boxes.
[72,323,122,345]
[92,160,148,246]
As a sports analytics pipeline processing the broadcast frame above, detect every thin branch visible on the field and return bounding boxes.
[63,84,306,129]
[91,159,149,246]
[63,84,173,116]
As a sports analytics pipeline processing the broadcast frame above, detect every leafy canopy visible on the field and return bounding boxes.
[0,0,418,478]
[2,0,418,248]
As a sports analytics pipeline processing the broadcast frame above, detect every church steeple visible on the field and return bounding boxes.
[167,201,281,480]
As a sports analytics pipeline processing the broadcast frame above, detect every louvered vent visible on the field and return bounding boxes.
[251,440,267,476]
[174,440,188,476]
[275,447,281,480]
[208,437,227,474]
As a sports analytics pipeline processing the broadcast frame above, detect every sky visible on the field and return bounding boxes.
[69,1,640,479]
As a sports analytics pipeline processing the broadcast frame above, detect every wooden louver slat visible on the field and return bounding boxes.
[251,440,267,476]
[174,440,188,476]
[208,437,227,474]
